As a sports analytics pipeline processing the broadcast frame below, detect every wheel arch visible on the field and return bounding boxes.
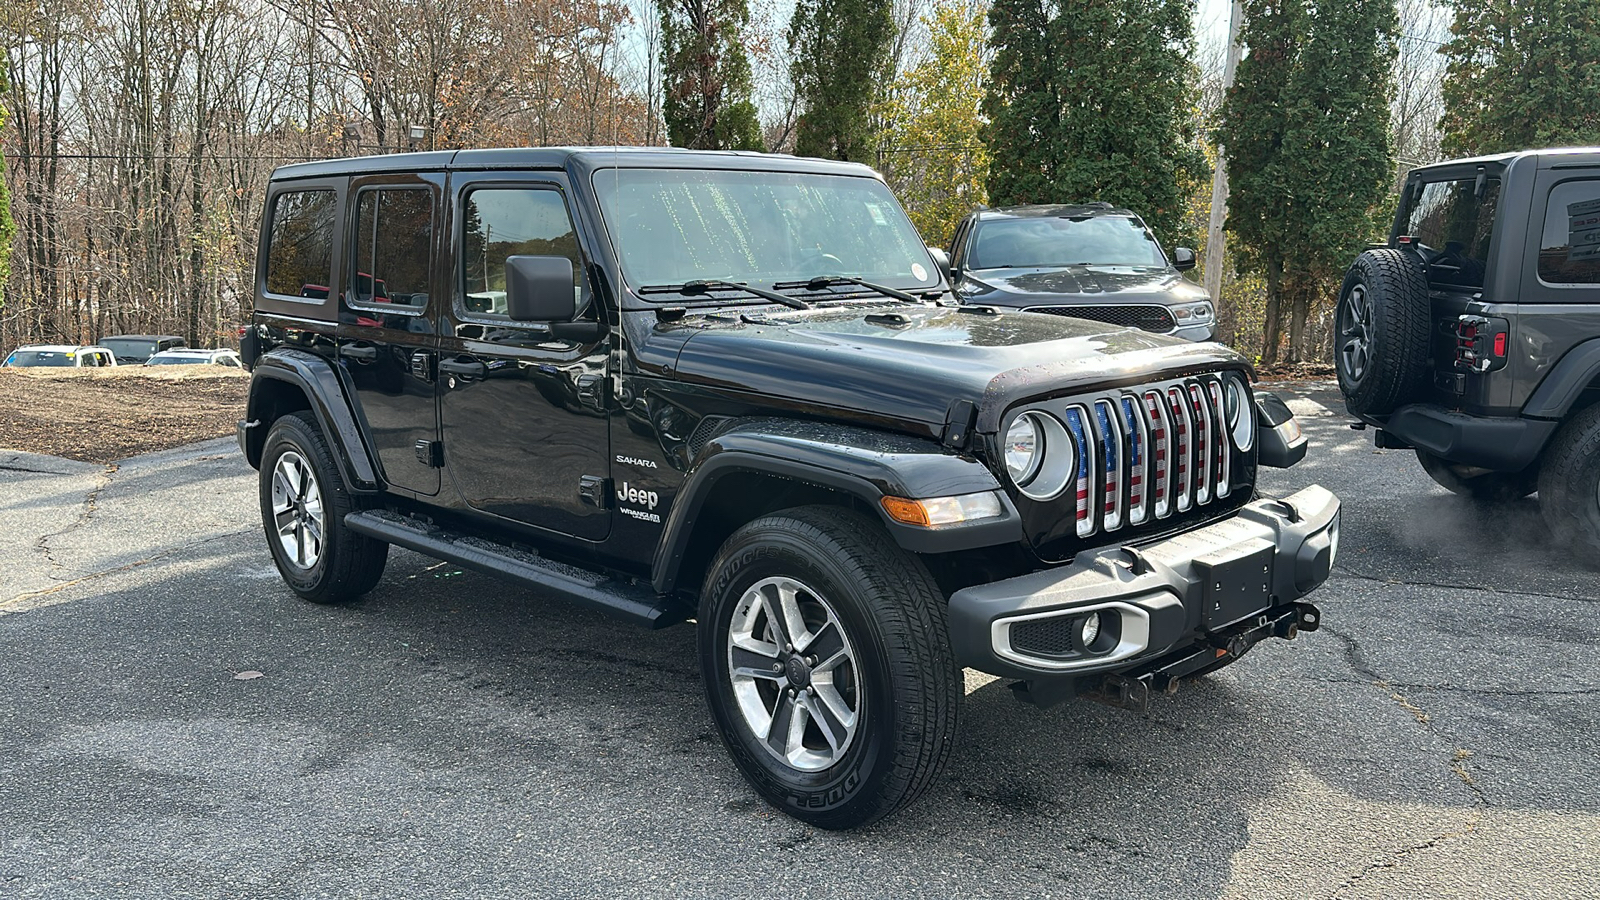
[1523,337,1600,420]
[243,348,383,493]
[651,420,1023,595]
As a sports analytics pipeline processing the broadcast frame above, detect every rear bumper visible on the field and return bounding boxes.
[1373,403,1555,471]
[947,485,1339,681]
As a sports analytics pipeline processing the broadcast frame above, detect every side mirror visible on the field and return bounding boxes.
[1172,247,1196,271]
[505,255,577,322]
[926,246,953,283]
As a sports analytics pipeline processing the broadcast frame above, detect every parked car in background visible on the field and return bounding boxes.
[96,334,186,364]
[945,203,1216,341]
[145,348,243,367]
[3,344,118,368]
[1336,147,1600,563]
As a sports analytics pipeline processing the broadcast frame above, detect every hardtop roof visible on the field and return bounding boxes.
[269,147,881,182]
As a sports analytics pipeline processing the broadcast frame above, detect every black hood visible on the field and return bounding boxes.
[962,265,1210,308]
[663,304,1247,432]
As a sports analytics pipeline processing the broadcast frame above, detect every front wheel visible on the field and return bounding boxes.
[1537,405,1600,566]
[259,412,389,603]
[698,506,960,829]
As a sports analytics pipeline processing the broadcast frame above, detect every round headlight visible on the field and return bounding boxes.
[1226,377,1255,451]
[1004,414,1043,485]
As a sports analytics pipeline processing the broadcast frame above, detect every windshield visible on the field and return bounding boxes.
[593,168,938,294]
[147,355,208,365]
[99,339,157,358]
[970,216,1166,269]
[5,350,76,367]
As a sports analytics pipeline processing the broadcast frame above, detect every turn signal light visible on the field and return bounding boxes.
[881,492,1004,527]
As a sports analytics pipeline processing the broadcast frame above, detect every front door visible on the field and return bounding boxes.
[437,175,612,540]
[337,173,443,495]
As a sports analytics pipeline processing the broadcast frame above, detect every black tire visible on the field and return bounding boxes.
[1335,249,1432,417]
[259,412,389,603]
[1537,404,1600,566]
[698,505,960,829]
[1416,450,1538,502]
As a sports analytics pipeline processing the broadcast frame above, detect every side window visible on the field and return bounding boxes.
[265,190,337,298]
[461,188,586,319]
[1538,180,1600,286]
[351,188,433,311]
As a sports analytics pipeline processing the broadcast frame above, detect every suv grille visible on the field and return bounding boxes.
[1008,375,1241,553]
[1027,304,1176,333]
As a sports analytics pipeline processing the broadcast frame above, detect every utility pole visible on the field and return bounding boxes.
[1204,1,1244,305]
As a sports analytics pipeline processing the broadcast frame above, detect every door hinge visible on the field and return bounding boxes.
[414,439,443,468]
[579,475,611,509]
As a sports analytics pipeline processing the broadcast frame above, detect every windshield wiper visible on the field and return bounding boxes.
[771,275,924,303]
[637,280,810,310]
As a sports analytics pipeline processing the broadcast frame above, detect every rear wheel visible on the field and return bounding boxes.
[259,413,389,603]
[698,506,960,829]
[1537,405,1600,566]
[1416,451,1538,502]
[1336,250,1432,417]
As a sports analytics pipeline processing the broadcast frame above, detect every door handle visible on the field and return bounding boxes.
[342,344,378,362]
[439,357,488,379]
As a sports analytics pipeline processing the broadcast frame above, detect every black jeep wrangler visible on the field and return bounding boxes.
[1336,148,1600,561]
[238,148,1337,828]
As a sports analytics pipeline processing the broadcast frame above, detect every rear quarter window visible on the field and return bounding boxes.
[265,190,337,298]
[1538,180,1600,286]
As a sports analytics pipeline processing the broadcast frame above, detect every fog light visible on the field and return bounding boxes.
[1080,612,1102,648]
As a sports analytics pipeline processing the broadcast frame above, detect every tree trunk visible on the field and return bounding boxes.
[1261,258,1284,367]
[1287,276,1311,365]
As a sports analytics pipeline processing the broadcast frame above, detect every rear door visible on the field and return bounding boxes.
[436,172,612,540]
[337,172,444,496]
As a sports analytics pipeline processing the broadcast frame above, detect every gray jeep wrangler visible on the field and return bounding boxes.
[1337,148,1600,560]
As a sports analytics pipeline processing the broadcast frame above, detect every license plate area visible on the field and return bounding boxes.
[1195,538,1276,628]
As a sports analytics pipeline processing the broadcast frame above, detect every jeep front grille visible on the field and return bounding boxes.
[1007,375,1240,551]
[1026,304,1177,333]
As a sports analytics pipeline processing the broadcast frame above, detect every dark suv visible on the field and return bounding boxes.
[945,204,1214,340]
[1336,148,1600,561]
[239,148,1337,828]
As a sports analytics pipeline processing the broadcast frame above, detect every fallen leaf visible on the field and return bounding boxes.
[234,670,264,680]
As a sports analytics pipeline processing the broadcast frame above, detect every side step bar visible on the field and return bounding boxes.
[344,510,686,629]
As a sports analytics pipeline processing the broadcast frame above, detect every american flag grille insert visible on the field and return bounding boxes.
[1010,375,1237,542]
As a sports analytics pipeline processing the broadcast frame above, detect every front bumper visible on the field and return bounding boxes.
[948,485,1339,681]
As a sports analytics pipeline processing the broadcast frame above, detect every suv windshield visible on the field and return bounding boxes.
[593,168,938,294]
[5,350,77,366]
[971,215,1165,269]
[1399,175,1502,288]
[147,354,208,365]
[98,338,158,359]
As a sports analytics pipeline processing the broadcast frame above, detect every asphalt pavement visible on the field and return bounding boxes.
[1,385,1596,899]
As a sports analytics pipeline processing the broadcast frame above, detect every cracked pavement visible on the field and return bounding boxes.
[1,387,1596,898]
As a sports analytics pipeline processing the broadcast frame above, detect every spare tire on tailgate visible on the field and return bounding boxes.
[1335,249,1432,417]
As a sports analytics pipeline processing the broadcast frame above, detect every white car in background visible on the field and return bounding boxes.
[144,348,243,368]
[2,344,119,368]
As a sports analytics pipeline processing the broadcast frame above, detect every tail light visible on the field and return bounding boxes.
[1455,315,1509,373]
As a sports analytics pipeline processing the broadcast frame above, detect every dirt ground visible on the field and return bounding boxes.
[0,367,249,463]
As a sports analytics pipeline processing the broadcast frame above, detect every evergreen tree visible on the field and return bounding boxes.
[1440,0,1600,156]
[1218,0,1397,365]
[657,0,765,151]
[983,0,1204,240]
[789,0,895,162]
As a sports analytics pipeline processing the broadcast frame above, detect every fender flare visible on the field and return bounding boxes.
[650,419,1023,593]
[1523,338,1600,419]
[243,348,383,493]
